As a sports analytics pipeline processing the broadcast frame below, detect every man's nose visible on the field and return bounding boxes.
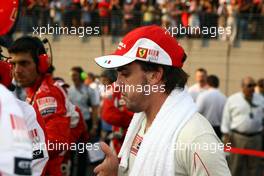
[13,64,23,74]
[115,73,124,86]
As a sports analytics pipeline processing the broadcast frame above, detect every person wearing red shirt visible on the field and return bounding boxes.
[101,88,134,154]
[98,0,110,34]
[100,70,133,154]
[53,77,89,175]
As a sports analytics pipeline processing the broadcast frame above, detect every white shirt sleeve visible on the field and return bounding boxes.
[175,113,231,176]
[221,100,231,134]
[187,134,231,176]
[17,100,49,175]
[88,87,100,106]
[196,93,206,115]
[0,85,32,175]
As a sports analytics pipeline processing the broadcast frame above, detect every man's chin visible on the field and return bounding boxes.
[126,104,142,113]
[17,81,33,88]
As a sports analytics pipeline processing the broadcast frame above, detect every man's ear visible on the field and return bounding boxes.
[146,67,164,85]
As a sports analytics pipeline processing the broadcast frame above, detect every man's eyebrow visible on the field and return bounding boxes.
[117,66,128,72]
[116,62,135,72]
[9,59,29,64]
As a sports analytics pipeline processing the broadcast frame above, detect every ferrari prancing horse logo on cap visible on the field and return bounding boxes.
[136,47,148,59]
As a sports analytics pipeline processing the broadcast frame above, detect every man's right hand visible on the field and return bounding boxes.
[94,142,119,176]
[222,134,231,146]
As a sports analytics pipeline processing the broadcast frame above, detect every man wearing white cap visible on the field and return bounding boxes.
[94,25,231,176]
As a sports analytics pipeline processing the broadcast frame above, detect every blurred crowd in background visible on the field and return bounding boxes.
[1,1,263,175]
[17,0,264,43]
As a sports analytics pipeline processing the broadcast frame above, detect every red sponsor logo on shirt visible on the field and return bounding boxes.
[36,97,57,116]
[130,134,143,156]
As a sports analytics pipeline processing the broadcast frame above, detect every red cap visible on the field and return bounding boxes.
[0,0,19,36]
[95,25,185,68]
[0,61,12,87]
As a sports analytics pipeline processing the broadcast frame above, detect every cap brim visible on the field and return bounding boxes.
[94,55,136,69]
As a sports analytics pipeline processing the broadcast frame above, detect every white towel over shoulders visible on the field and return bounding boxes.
[118,88,197,176]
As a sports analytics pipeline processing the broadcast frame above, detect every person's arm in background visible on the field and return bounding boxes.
[101,95,133,129]
[34,91,71,159]
[70,106,89,143]
[220,100,231,145]
[91,0,97,11]
[88,88,100,137]
[75,106,89,142]
[196,94,205,116]
[27,0,36,10]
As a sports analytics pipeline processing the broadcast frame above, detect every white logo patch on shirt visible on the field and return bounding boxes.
[29,129,40,144]
[37,97,57,116]
[10,114,30,143]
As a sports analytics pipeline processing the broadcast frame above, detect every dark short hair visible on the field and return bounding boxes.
[71,66,84,75]
[207,75,219,88]
[87,72,95,81]
[8,36,46,65]
[136,60,189,94]
[100,69,117,83]
[257,78,264,88]
[196,68,207,75]
[71,66,85,81]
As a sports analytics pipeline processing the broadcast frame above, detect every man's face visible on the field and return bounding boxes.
[86,75,93,85]
[116,62,149,112]
[71,70,82,86]
[242,78,256,99]
[195,71,207,87]
[100,76,111,86]
[10,52,39,87]
[258,81,264,94]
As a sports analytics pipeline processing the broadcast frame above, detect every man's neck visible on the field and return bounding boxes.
[75,82,82,89]
[144,93,169,131]
[243,93,253,104]
[29,75,43,90]
[199,83,207,89]
[26,75,44,103]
